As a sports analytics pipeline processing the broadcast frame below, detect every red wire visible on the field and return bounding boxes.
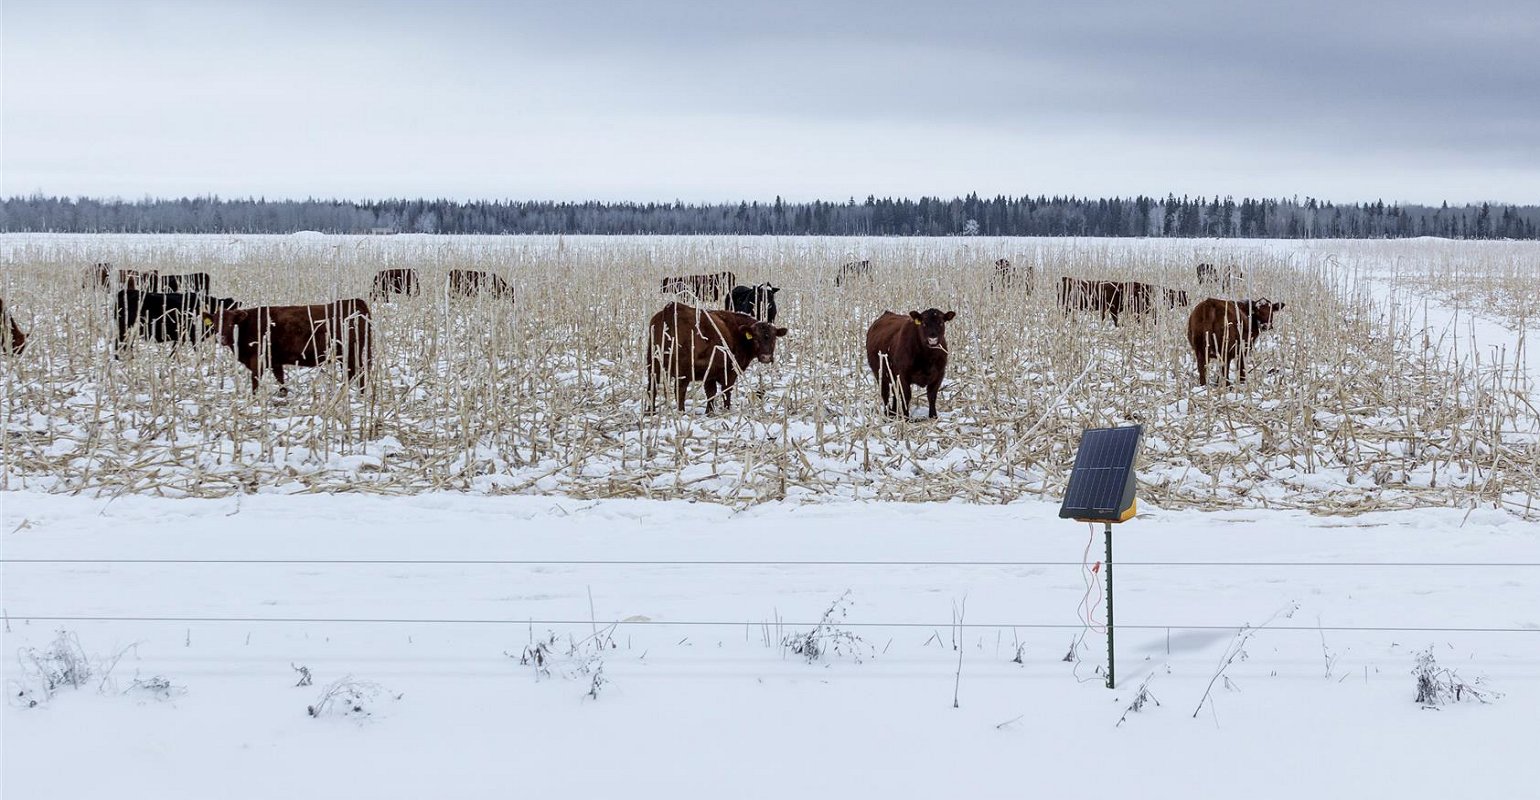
[1079,523,1106,635]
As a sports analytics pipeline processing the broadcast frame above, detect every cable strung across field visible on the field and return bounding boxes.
[5,558,1540,567]
[8,614,1540,634]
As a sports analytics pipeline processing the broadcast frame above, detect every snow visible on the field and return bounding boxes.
[3,490,1537,798]
[5,234,1540,797]
[9,233,1540,514]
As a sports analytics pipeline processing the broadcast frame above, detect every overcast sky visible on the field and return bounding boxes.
[4,0,1537,204]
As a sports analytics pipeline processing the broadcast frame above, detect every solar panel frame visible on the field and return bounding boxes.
[1058,425,1142,522]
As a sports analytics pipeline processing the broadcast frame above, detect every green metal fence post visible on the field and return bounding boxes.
[1105,521,1115,689]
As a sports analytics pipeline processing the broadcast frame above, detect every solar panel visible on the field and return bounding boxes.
[1059,425,1142,523]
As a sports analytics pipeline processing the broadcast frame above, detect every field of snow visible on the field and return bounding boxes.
[2,491,1537,798]
[4,234,1540,798]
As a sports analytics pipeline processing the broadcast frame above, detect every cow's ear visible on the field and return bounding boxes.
[743,331,753,340]
[1273,302,1286,311]
[943,311,956,321]
[774,327,788,337]
[770,287,780,294]
[909,310,922,324]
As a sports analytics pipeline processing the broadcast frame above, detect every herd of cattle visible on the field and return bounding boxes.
[0,258,1283,416]
[644,259,1282,417]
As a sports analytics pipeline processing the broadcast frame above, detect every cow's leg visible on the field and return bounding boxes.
[926,381,940,419]
[721,378,734,411]
[114,311,132,358]
[272,363,289,398]
[244,356,262,393]
[878,369,895,416]
[704,378,719,415]
[646,358,659,414]
[347,332,368,388]
[1236,347,1248,383]
[1192,339,1207,386]
[346,350,363,387]
[898,381,913,418]
[675,377,689,413]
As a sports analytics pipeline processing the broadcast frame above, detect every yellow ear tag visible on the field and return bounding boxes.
[745,332,753,340]
[913,319,921,325]
[203,314,214,325]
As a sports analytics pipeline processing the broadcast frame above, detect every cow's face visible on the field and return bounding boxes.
[209,308,249,350]
[909,308,956,348]
[201,298,241,337]
[1250,300,1285,330]
[743,321,788,363]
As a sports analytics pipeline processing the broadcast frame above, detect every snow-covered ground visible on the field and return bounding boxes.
[6,235,1540,798]
[3,491,1537,799]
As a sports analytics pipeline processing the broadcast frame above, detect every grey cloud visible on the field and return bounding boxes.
[3,0,1537,202]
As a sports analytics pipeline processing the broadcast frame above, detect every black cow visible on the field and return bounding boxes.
[835,260,872,287]
[115,289,239,352]
[728,283,779,322]
[154,272,211,294]
[371,268,420,300]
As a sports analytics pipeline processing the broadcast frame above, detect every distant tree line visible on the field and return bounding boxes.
[3,193,1538,239]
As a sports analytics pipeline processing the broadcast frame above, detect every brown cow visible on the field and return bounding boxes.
[1059,278,1181,325]
[1059,276,1101,313]
[212,299,373,396]
[647,302,786,414]
[990,258,1024,291]
[1,297,26,355]
[448,270,513,300]
[1187,298,1286,386]
[865,308,955,419]
[119,269,159,291]
[1113,281,1189,321]
[89,263,114,288]
[371,268,420,300]
[660,271,736,302]
[1059,277,1135,325]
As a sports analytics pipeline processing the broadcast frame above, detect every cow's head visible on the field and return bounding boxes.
[742,321,788,363]
[909,308,956,348]
[206,306,252,350]
[201,297,243,338]
[1248,298,1285,330]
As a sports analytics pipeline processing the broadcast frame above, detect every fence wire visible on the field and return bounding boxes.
[5,558,1540,567]
[5,614,1538,635]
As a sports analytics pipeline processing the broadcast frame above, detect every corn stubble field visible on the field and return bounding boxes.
[1,234,1537,514]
